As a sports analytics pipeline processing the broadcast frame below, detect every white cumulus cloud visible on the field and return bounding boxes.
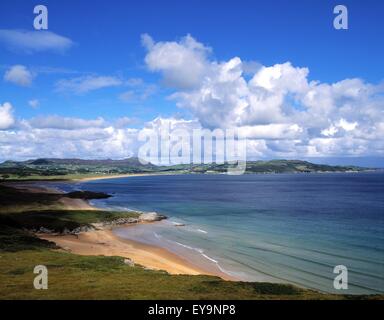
[143,34,384,159]
[142,34,211,89]
[4,65,34,86]
[0,102,15,130]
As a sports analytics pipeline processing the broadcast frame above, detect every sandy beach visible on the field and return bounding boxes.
[74,172,169,182]
[39,229,216,276]
[15,181,228,278]
[39,218,234,280]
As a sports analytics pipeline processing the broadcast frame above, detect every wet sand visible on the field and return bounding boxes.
[74,173,168,182]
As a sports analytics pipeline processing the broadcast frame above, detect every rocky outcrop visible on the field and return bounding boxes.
[138,212,166,222]
[124,258,135,267]
[91,217,139,229]
[34,225,95,235]
[92,212,166,228]
[36,227,55,234]
[33,212,167,235]
[63,226,95,234]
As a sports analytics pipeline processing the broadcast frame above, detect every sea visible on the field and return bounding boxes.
[53,172,384,294]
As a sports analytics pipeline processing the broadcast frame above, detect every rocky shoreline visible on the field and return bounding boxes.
[33,211,167,236]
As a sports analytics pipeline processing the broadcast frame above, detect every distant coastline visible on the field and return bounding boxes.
[0,158,375,182]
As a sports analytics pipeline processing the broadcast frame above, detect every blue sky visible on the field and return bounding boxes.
[0,0,383,165]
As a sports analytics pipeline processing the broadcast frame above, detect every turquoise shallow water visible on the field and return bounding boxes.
[55,172,384,294]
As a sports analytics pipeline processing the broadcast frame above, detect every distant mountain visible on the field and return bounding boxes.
[0,157,157,178]
[0,157,371,179]
[25,157,156,168]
